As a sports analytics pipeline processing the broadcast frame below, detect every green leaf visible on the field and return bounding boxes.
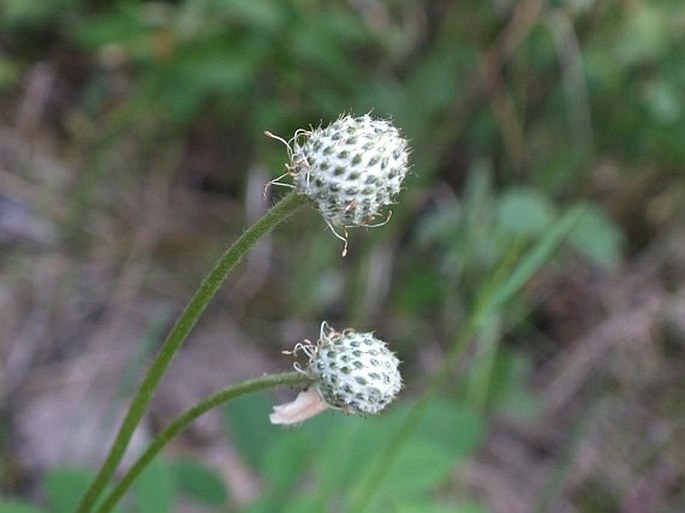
[267,409,349,500]
[134,459,174,513]
[395,263,444,314]
[315,415,377,491]
[171,458,228,507]
[411,399,484,459]
[43,467,124,513]
[43,468,94,513]
[351,401,482,502]
[0,501,47,513]
[291,18,356,83]
[151,41,258,122]
[615,4,669,65]
[72,6,149,50]
[220,0,284,32]
[260,431,311,499]
[496,188,556,237]
[372,439,455,497]
[407,45,464,119]
[316,399,484,503]
[222,392,279,469]
[279,494,322,513]
[569,204,623,268]
[1,0,67,28]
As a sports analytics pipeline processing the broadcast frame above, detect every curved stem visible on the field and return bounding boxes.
[96,371,312,513]
[77,192,307,513]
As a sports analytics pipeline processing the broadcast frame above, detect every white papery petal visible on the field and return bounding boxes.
[269,388,330,425]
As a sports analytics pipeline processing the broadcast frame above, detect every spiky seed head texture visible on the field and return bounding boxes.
[307,322,402,415]
[291,114,410,229]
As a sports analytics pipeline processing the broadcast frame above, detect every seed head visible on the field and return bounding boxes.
[270,322,402,425]
[307,322,402,415]
[266,114,410,254]
[291,114,409,230]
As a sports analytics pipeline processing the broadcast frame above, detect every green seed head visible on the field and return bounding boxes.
[291,114,410,230]
[306,322,402,415]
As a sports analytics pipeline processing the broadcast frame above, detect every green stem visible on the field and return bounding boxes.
[77,192,307,513]
[464,315,502,415]
[96,371,312,513]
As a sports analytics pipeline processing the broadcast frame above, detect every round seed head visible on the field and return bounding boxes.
[291,114,410,230]
[306,322,402,415]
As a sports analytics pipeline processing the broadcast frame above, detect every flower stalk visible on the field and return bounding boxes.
[271,322,402,425]
[77,192,307,513]
[95,371,311,513]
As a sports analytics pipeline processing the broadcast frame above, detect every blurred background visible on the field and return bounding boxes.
[1,0,684,512]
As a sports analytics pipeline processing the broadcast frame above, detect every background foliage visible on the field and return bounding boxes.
[1,0,684,512]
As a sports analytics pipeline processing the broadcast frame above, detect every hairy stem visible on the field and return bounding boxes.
[96,372,312,513]
[77,192,307,513]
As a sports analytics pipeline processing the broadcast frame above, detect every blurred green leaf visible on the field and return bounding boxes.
[370,439,456,497]
[496,188,556,237]
[411,399,484,458]
[615,4,670,65]
[644,79,681,125]
[290,16,358,83]
[315,415,377,492]
[260,410,344,502]
[260,433,310,499]
[171,458,228,507]
[134,459,174,513]
[43,468,94,513]
[569,204,623,268]
[315,398,483,505]
[222,392,279,469]
[0,501,46,513]
[149,40,259,122]
[0,0,67,28]
[72,6,151,50]
[218,0,284,32]
[279,494,321,513]
[395,263,444,314]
